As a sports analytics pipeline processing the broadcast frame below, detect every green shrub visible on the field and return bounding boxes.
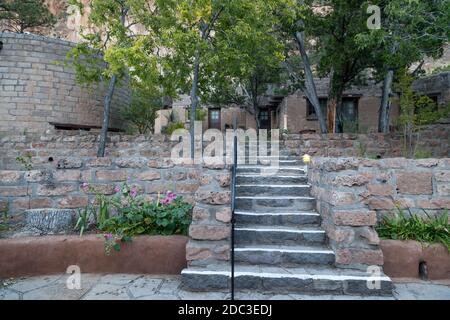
[101,194,192,237]
[413,148,432,159]
[121,90,162,134]
[79,183,193,254]
[376,207,450,251]
[163,121,185,135]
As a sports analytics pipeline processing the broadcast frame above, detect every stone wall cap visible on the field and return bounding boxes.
[0,31,76,47]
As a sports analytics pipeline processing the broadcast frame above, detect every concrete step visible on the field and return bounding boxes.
[181,263,393,296]
[235,225,326,245]
[236,174,308,185]
[236,184,311,197]
[234,211,321,226]
[235,244,335,266]
[237,155,296,161]
[235,196,316,212]
[236,166,307,175]
[238,158,305,166]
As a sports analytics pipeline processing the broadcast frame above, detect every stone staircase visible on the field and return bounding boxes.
[182,155,393,296]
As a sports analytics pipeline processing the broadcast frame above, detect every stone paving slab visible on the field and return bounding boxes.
[1,274,449,300]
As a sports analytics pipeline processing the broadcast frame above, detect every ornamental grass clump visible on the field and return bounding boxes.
[376,207,450,252]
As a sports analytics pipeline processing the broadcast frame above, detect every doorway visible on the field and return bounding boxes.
[259,110,270,130]
[208,108,221,130]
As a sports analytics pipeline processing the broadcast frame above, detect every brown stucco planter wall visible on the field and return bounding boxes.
[0,235,188,278]
[381,240,450,280]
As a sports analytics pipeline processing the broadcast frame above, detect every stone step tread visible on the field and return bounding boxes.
[235,225,325,233]
[182,263,391,281]
[236,173,307,178]
[234,244,334,254]
[237,166,307,170]
[236,184,310,187]
[234,210,319,216]
[239,158,302,161]
[236,196,315,200]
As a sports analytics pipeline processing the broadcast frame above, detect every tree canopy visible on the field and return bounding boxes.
[0,0,56,33]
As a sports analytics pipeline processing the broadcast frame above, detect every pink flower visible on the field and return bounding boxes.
[104,233,113,240]
[114,185,121,194]
[81,182,89,191]
[130,188,138,198]
[161,190,177,206]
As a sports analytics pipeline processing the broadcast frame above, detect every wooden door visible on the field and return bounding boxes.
[208,109,221,130]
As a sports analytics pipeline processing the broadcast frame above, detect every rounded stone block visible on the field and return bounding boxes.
[24,208,74,234]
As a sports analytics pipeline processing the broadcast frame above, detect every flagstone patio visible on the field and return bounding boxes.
[1,274,449,300]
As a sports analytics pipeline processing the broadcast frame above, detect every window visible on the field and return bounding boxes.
[426,94,439,110]
[210,110,220,120]
[427,95,439,104]
[259,110,269,121]
[306,98,328,120]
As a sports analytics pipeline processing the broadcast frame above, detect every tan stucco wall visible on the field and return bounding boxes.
[283,94,401,134]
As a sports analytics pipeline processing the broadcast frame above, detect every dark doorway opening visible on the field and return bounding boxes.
[208,109,221,130]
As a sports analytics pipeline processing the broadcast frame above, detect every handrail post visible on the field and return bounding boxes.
[230,115,238,300]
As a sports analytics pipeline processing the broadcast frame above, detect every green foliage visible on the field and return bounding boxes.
[395,72,450,157]
[103,233,131,254]
[431,65,450,75]
[0,0,56,33]
[79,183,193,254]
[356,0,449,81]
[75,205,95,237]
[413,148,433,160]
[377,207,450,252]
[187,108,208,122]
[163,122,185,135]
[356,141,367,158]
[97,186,192,254]
[101,194,193,237]
[342,119,358,134]
[291,1,378,99]
[0,202,9,232]
[121,89,162,134]
[15,153,33,171]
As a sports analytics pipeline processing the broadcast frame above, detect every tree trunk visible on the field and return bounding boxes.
[327,90,343,133]
[251,74,261,130]
[97,75,117,157]
[190,51,201,160]
[97,6,126,158]
[294,31,327,134]
[327,70,336,133]
[254,105,261,129]
[327,95,337,133]
[378,69,394,133]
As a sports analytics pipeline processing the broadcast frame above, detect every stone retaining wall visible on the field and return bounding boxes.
[282,121,450,158]
[0,131,177,170]
[0,131,231,267]
[308,157,450,270]
[0,32,131,134]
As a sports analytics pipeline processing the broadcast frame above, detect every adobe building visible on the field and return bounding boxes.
[0,32,130,135]
[157,72,450,135]
[1,1,449,135]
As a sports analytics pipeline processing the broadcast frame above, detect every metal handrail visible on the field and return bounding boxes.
[230,119,238,300]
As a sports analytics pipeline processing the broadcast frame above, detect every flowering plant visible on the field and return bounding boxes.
[78,182,192,254]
